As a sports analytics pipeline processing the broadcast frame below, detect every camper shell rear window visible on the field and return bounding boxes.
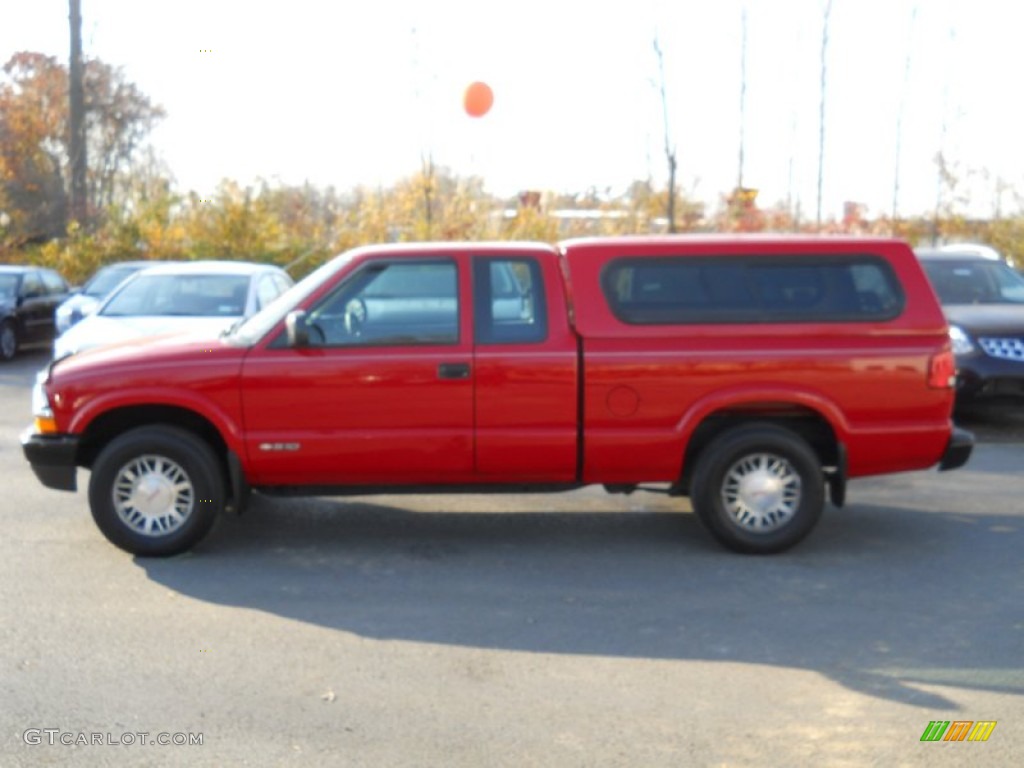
[601,254,904,325]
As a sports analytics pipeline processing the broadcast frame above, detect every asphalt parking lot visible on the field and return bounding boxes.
[1,348,1021,767]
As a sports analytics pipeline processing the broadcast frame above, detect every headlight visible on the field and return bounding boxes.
[55,312,70,334]
[52,333,78,360]
[31,371,58,434]
[948,325,975,355]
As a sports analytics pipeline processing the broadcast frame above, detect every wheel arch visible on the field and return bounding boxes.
[79,403,225,474]
[677,401,844,498]
[75,404,251,513]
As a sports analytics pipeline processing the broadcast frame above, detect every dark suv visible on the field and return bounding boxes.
[917,249,1024,403]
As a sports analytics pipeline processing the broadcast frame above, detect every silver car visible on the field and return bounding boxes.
[55,261,171,334]
[53,261,293,358]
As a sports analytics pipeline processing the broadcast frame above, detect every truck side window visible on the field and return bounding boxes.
[602,255,903,324]
[307,260,459,346]
[473,258,547,344]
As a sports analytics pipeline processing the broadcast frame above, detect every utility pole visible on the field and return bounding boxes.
[892,5,918,228]
[68,0,87,227]
[815,0,833,230]
[737,5,747,191]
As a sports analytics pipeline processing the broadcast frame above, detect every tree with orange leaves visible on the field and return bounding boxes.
[0,51,164,243]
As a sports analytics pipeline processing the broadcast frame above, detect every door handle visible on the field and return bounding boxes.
[438,362,470,380]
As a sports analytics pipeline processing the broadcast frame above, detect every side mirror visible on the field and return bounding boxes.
[285,309,309,348]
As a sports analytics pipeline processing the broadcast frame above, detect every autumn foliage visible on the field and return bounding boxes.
[0,51,163,245]
[1,51,1021,285]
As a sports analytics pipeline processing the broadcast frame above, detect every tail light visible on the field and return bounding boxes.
[928,349,956,389]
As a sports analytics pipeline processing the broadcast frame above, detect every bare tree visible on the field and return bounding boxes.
[891,4,918,227]
[816,0,834,230]
[420,151,435,239]
[410,25,434,238]
[932,25,956,246]
[653,35,677,233]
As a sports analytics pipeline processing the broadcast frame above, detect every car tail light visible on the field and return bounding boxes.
[928,349,956,389]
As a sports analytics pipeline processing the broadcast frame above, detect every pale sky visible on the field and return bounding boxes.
[3,0,1021,219]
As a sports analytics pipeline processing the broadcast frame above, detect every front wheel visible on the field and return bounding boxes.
[88,426,225,556]
[689,424,825,554]
[0,320,17,361]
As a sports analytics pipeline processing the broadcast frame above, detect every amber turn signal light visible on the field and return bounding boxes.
[33,416,58,434]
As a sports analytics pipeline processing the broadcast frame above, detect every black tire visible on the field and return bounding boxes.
[689,424,825,554]
[0,319,17,362]
[88,426,225,556]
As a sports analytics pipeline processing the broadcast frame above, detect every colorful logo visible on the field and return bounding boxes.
[920,721,997,742]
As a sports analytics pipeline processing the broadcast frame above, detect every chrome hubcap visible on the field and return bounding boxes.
[113,455,194,537]
[721,453,801,532]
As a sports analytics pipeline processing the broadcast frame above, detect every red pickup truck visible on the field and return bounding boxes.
[22,236,972,556]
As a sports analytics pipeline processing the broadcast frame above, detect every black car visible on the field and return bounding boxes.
[0,266,71,361]
[917,249,1024,403]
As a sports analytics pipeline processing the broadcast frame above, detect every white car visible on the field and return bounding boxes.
[55,261,170,334]
[53,261,293,358]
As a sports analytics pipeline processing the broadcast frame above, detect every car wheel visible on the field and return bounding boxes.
[88,426,225,556]
[0,320,17,361]
[689,424,825,554]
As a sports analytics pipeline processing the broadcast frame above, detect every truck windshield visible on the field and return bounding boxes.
[228,252,357,345]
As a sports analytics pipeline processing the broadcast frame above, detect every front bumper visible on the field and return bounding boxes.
[20,429,80,491]
[938,427,974,471]
[955,354,1024,401]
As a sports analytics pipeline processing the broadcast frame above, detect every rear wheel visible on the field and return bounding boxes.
[690,424,825,554]
[88,426,224,556]
[0,320,17,361]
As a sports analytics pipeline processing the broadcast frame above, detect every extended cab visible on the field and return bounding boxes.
[22,237,973,556]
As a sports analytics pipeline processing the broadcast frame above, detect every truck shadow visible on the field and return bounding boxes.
[137,491,1022,711]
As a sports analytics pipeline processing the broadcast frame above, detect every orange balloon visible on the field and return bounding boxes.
[464,81,493,118]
